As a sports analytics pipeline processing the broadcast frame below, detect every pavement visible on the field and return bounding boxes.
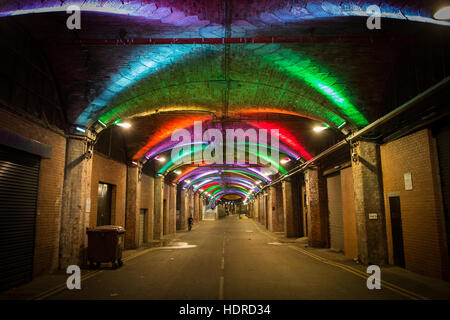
[1,215,450,300]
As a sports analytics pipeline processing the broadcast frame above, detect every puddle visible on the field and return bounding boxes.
[267,242,285,246]
[160,242,197,249]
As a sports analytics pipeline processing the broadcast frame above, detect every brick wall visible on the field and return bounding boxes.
[90,152,127,228]
[0,108,66,276]
[381,129,449,280]
[140,174,154,242]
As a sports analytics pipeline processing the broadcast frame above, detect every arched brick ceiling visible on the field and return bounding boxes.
[1,0,449,200]
[1,0,448,129]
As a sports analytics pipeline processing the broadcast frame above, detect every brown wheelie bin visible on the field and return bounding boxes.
[86,225,125,269]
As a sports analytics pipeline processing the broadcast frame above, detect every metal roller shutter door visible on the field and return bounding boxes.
[0,145,40,291]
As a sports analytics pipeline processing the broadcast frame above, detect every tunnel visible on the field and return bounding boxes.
[0,0,450,304]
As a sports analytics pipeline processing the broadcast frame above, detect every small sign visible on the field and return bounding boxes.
[404,172,413,190]
[368,213,378,220]
[85,197,91,213]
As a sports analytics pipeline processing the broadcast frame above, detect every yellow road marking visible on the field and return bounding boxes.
[249,218,429,300]
[33,247,159,300]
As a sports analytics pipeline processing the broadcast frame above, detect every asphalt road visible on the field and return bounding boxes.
[48,215,407,300]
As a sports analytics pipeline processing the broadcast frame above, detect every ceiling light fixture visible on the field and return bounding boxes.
[280,157,291,164]
[116,122,131,128]
[75,126,86,133]
[434,6,450,20]
[313,126,328,133]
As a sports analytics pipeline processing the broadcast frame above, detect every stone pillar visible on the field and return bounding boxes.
[144,176,154,243]
[305,168,328,247]
[253,196,259,220]
[264,192,269,229]
[60,138,92,268]
[189,191,194,218]
[268,186,284,232]
[163,183,170,235]
[194,192,199,222]
[352,141,388,265]
[125,165,142,249]
[275,184,285,232]
[199,196,204,221]
[258,195,264,225]
[282,177,301,238]
[179,189,188,231]
[153,176,164,240]
[169,184,176,234]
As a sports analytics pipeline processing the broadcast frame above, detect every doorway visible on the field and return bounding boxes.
[97,182,112,226]
[389,196,405,267]
[327,173,344,252]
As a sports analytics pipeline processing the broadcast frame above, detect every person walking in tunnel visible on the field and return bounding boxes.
[188,215,194,231]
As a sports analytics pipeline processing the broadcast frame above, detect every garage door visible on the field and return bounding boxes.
[327,173,344,252]
[0,145,40,291]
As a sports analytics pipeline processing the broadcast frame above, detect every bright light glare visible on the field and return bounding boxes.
[280,157,291,164]
[434,6,450,20]
[313,126,328,133]
[116,122,131,128]
[155,155,166,162]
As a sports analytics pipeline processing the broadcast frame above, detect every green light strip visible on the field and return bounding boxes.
[259,47,369,127]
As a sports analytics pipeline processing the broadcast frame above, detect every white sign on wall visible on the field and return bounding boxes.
[404,172,413,191]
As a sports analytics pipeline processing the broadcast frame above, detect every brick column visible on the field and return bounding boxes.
[268,186,284,232]
[194,192,199,222]
[144,176,154,243]
[179,189,188,231]
[352,141,388,265]
[125,165,142,249]
[163,183,170,235]
[258,195,265,225]
[305,168,328,247]
[199,197,204,221]
[169,184,176,234]
[153,176,164,240]
[248,202,254,218]
[253,196,259,220]
[189,190,194,219]
[60,137,93,268]
[282,177,301,238]
[275,184,285,232]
